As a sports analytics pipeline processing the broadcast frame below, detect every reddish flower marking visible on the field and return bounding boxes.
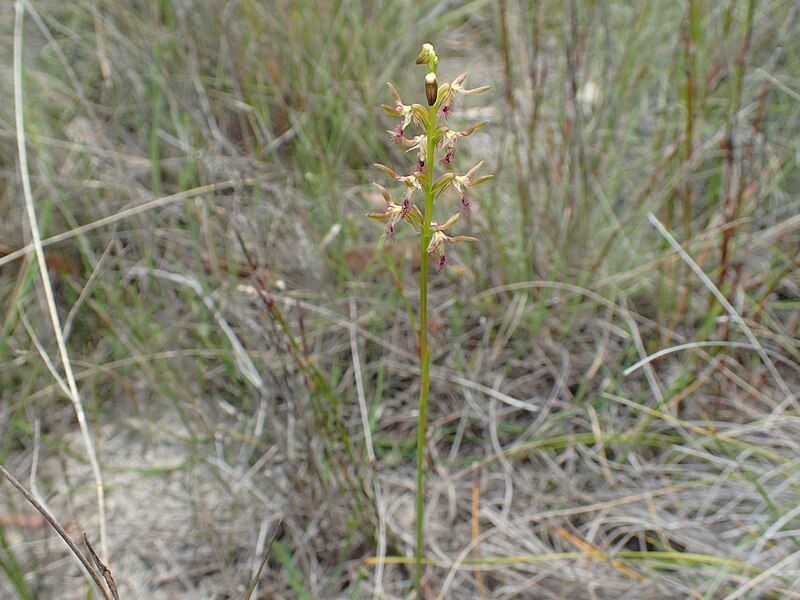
[436,253,449,274]
[440,148,455,167]
[390,123,405,144]
[460,194,471,214]
[439,103,454,120]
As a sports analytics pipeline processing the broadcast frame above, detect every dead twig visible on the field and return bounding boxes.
[0,462,114,600]
[243,517,282,600]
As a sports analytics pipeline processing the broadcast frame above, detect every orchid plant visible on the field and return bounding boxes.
[367,43,491,595]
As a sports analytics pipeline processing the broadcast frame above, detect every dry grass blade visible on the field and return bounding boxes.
[646,212,796,412]
[243,517,282,600]
[13,0,107,560]
[471,472,487,598]
[554,526,644,582]
[128,267,265,390]
[624,340,800,377]
[0,463,113,600]
[0,179,257,270]
[722,549,800,600]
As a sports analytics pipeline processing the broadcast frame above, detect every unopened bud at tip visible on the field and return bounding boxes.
[416,43,436,65]
[425,72,438,106]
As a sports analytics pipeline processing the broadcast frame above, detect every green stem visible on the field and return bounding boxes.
[414,103,438,598]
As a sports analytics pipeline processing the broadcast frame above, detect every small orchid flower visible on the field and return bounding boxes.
[438,122,487,168]
[388,123,405,144]
[366,183,422,239]
[426,213,477,255]
[381,82,414,132]
[450,73,491,97]
[438,73,490,118]
[381,82,428,135]
[373,163,423,199]
[401,134,428,164]
[453,160,493,195]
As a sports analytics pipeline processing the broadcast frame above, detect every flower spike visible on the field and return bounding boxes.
[367,43,491,596]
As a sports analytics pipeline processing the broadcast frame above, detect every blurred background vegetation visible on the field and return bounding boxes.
[1,0,799,597]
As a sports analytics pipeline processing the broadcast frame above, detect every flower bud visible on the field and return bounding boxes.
[425,72,438,106]
[416,43,436,65]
